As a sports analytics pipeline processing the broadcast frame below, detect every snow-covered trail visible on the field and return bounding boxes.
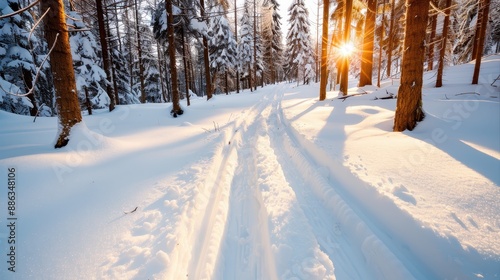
[192,83,418,279]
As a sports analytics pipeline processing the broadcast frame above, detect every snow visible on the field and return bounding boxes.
[0,55,499,279]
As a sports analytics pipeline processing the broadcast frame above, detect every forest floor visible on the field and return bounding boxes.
[0,55,499,279]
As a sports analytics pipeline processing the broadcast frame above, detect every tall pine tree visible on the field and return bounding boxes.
[238,2,254,90]
[0,0,37,115]
[208,4,237,94]
[285,0,315,85]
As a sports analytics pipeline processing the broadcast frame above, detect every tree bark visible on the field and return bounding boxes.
[359,0,376,87]
[234,0,240,93]
[40,0,82,148]
[340,0,353,95]
[95,0,115,111]
[200,0,213,99]
[105,5,120,104]
[22,67,38,116]
[386,0,395,77]
[181,26,191,106]
[393,0,430,132]
[134,0,146,103]
[471,0,484,60]
[166,0,182,116]
[253,0,258,91]
[319,0,329,101]
[427,1,437,71]
[472,0,490,84]
[377,0,386,88]
[436,0,452,87]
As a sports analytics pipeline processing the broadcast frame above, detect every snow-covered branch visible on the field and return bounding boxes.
[0,33,59,97]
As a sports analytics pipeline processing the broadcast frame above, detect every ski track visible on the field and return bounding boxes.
[101,83,434,279]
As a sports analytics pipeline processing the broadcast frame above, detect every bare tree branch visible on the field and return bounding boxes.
[0,0,40,19]
[0,33,60,97]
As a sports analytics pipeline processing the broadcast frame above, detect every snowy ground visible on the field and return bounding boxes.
[0,56,499,279]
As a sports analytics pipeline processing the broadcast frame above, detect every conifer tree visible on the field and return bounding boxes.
[285,0,315,85]
[0,0,37,115]
[238,2,254,90]
[262,0,283,84]
[67,10,109,110]
[208,4,237,94]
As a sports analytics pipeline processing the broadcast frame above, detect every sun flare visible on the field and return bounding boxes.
[339,42,355,57]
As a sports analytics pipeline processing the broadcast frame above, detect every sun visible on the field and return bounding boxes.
[339,42,355,57]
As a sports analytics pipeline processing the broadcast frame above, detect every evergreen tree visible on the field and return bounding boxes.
[67,10,109,110]
[139,24,163,102]
[0,0,36,115]
[238,2,254,90]
[208,4,237,94]
[264,0,283,84]
[285,0,315,85]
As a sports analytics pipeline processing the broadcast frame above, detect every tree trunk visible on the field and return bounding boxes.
[359,0,376,87]
[253,0,258,91]
[157,46,167,102]
[386,0,395,77]
[427,1,437,71]
[340,0,353,95]
[472,0,490,84]
[471,0,484,60]
[40,0,82,148]
[181,26,190,106]
[319,0,329,101]
[166,0,182,116]
[377,0,386,88]
[95,0,115,111]
[200,0,213,99]
[22,67,38,116]
[134,0,146,103]
[316,1,320,84]
[225,70,229,95]
[105,5,120,104]
[436,0,452,87]
[84,86,92,115]
[393,0,430,132]
[249,62,253,92]
[235,0,240,93]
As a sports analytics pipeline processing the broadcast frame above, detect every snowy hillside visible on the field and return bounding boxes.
[0,56,499,279]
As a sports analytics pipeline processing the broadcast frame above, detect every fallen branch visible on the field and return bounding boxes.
[491,75,500,87]
[338,91,368,102]
[456,92,480,96]
[374,90,396,100]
